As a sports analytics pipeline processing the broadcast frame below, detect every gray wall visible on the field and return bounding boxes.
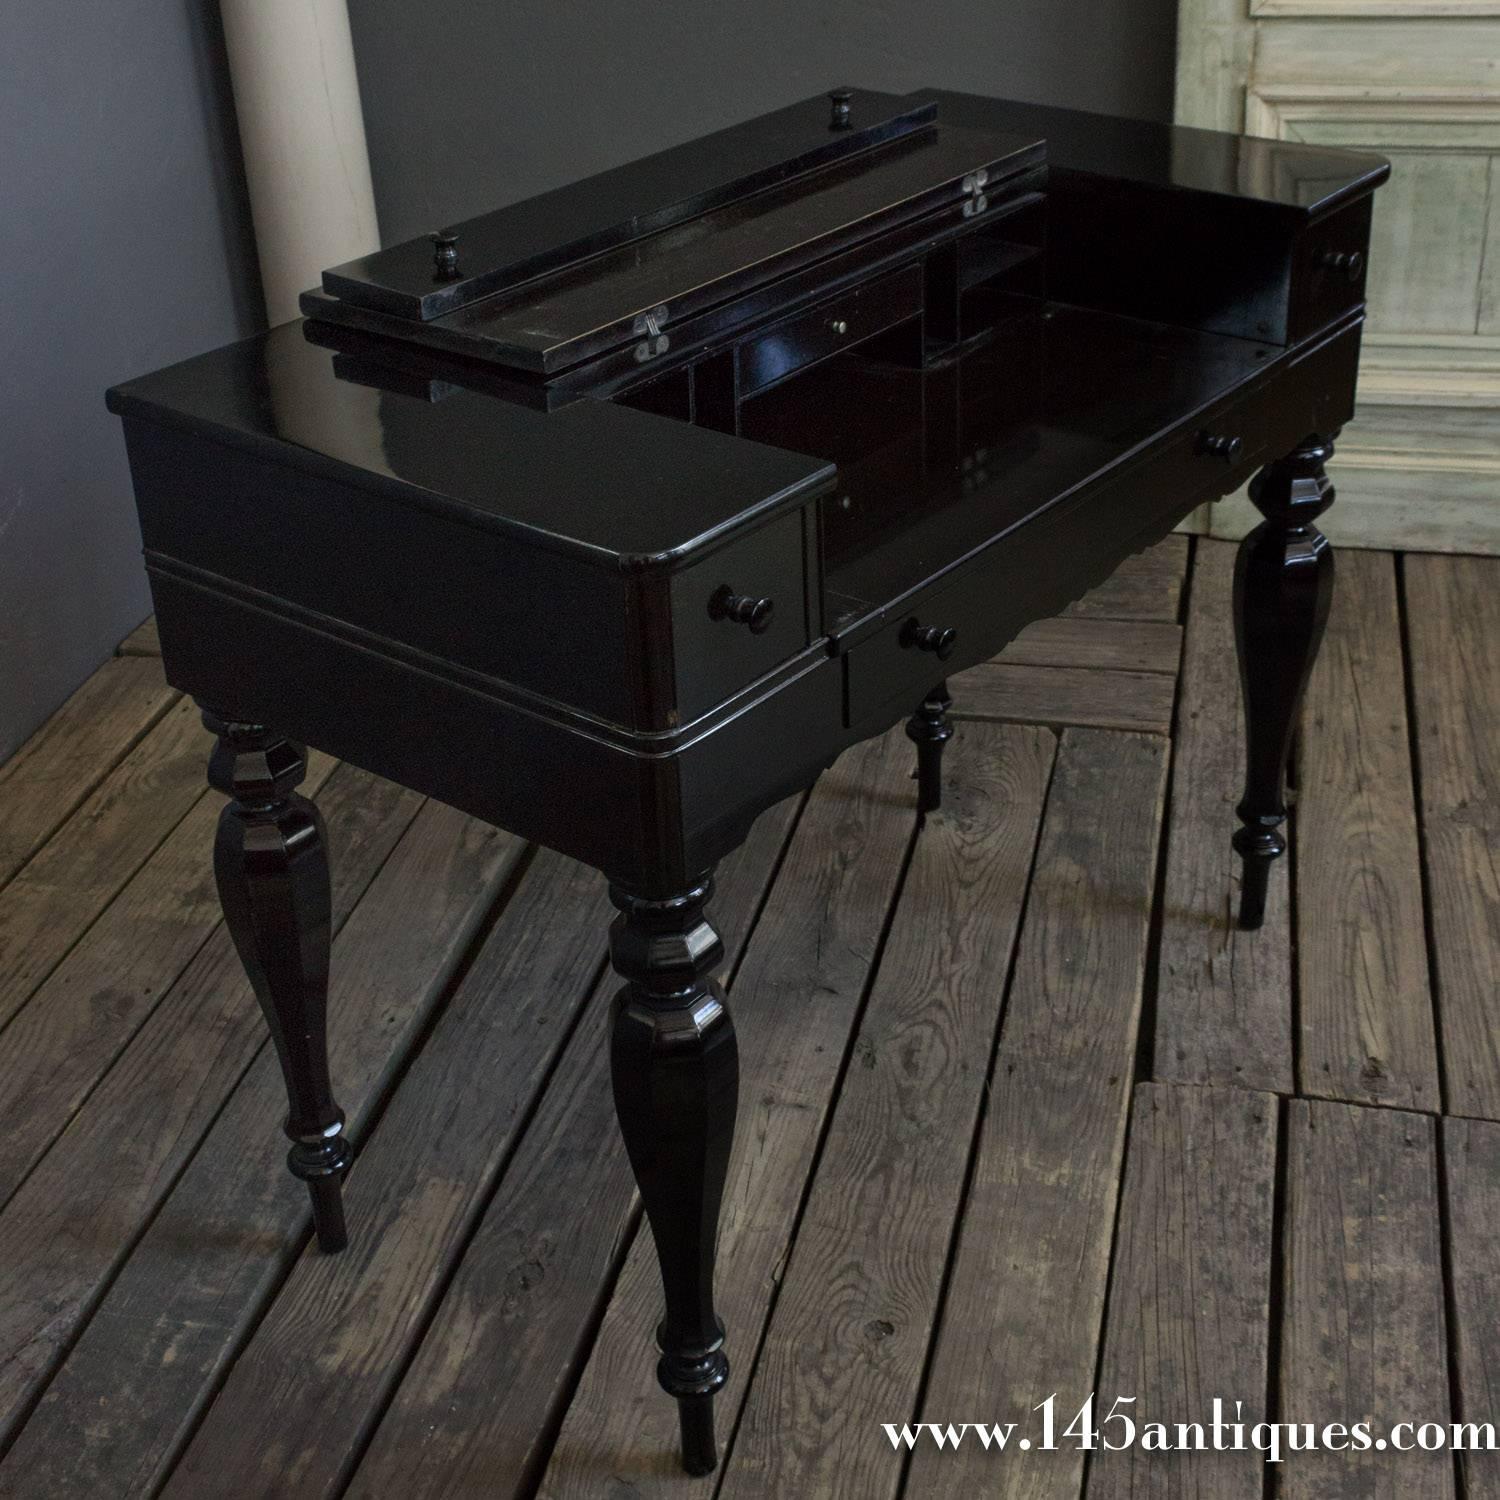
[0,1,261,761]
[349,1,1178,247]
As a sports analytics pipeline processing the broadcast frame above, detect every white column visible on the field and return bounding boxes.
[220,0,380,325]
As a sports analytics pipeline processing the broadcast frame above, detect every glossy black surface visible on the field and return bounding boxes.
[1233,434,1338,929]
[936,93,1388,349]
[301,184,1044,403]
[742,303,1281,629]
[905,680,953,815]
[322,89,940,321]
[322,121,1042,374]
[105,87,1390,1480]
[109,325,833,570]
[937,91,1389,216]
[609,877,737,1476]
[204,714,350,1253]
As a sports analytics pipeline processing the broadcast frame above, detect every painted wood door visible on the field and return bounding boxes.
[1177,0,1500,552]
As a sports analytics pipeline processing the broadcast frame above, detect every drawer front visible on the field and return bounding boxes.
[1171,316,1364,507]
[842,323,1364,730]
[841,453,1204,731]
[671,507,812,723]
[1288,195,1374,343]
[736,265,923,399]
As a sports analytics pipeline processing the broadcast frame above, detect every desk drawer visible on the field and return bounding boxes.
[841,419,1264,727]
[671,507,811,722]
[840,314,1364,730]
[1289,196,1373,343]
[736,265,922,399]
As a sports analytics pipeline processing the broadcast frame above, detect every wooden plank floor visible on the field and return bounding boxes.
[1,535,1497,1499]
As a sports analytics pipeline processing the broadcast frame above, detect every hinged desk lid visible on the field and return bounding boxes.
[308,89,1045,375]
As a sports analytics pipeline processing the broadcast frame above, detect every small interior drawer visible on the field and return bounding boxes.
[1288,195,1374,343]
[736,265,922,400]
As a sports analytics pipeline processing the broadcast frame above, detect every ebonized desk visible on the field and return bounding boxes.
[107,88,1388,1476]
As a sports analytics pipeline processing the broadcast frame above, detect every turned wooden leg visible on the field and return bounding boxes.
[906,680,954,815]
[608,875,736,1476]
[1232,434,1336,931]
[202,709,351,1252]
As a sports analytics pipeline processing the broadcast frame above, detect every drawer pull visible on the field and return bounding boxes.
[709,586,775,635]
[1318,248,1364,284]
[900,618,958,660]
[1197,432,1244,466]
[830,318,849,336]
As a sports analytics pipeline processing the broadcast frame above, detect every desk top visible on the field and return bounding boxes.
[106,324,834,570]
[108,87,1387,584]
[108,86,1392,591]
[936,91,1388,218]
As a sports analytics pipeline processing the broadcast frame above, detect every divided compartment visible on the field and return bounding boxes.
[738,313,1048,635]
[608,191,1278,662]
[924,193,1047,348]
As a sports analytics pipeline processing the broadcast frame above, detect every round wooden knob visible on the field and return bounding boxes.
[1318,248,1364,284]
[900,618,958,660]
[709,586,775,635]
[1198,432,1244,466]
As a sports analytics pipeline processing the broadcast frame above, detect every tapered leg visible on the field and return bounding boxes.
[202,708,351,1252]
[1232,434,1337,930]
[906,680,954,815]
[608,875,737,1476]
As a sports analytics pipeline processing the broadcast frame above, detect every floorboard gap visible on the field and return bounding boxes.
[1396,552,1455,1118]
[891,734,1062,1500]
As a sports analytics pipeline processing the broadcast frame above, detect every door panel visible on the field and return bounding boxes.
[1176,2,1500,551]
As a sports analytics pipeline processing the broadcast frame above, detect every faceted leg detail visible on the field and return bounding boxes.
[202,708,352,1252]
[608,875,737,1476]
[906,680,954,815]
[1232,434,1337,931]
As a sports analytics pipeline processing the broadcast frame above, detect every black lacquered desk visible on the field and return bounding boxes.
[107,88,1388,1476]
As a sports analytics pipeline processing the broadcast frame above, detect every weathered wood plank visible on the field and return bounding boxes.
[1085,1082,1278,1500]
[1064,537,1189,622]
[718,724,1054,1500]
[155,852,613,1500]
[1154,538,1294,1094]
[0,802,521,1499]
[0,696,208,1027]
[0,793,520,1495]
[1280,1100,1453,1500]
[534,727,920,1499]
[115,616,161,656]
[1404,555,1500,1118]
[1297,549,1438,1111]
[0,657,176,889]
[202,796,800,1500]
[952,663,1177,736]
[995,616,1182,676]
[0,754,343,1206]
[1442,1116,1500,1500]
[905,727,1168,1500]
[0,777,513,1455]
